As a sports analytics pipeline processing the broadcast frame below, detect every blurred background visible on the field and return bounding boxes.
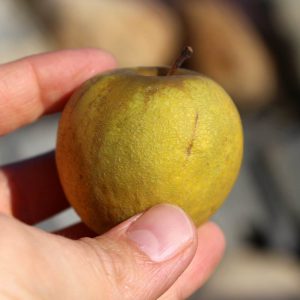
[0,0,300,299]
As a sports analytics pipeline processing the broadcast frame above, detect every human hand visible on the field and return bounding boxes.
[0,49,225,300]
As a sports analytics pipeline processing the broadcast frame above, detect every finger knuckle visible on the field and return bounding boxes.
[79,236,145,299]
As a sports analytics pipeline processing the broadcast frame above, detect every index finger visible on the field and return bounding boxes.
[0,48,116,135]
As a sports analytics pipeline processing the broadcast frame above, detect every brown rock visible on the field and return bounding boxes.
[181,0,277,111]
[49,0,183,67]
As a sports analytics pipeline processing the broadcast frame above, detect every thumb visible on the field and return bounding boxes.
[77,204,197,300]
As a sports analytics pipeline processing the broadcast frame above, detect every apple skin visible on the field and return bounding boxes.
[56,67,243,234]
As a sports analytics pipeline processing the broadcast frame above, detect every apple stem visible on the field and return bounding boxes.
[167,46,193,76]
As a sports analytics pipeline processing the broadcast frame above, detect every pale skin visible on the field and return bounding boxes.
[0,49,225,300]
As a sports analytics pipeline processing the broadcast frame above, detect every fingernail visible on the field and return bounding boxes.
[127,204,194,262]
